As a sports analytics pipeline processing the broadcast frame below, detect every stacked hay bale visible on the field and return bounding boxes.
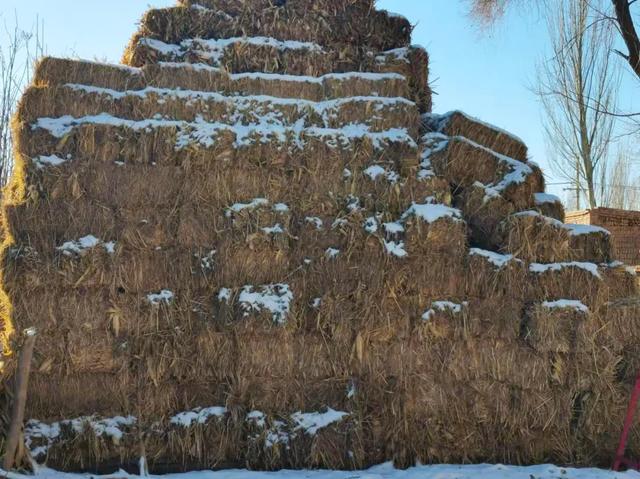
[0,0,638,473]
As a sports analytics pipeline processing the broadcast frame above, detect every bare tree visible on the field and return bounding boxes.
[0,16,44,187]
[537,0,619,209]
[469,0,640,83]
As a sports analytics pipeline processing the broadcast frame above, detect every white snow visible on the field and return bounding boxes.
[238,284,293,324]
[226,198,269,217]
[364,165,386,180]
[325,248,340,259]
[170,407,227,427]
[273,203,289,213]
[305,217,324,230]
[56,235,116,256]
[402,202,463,223]
[422,300,467,321]
[383,221,405,235]
[534,192,562,205]
[147,290,175,305]
[33,154,69,168]
[563,223,611,236]
[140,36,325,67]
[34,113,416,152]
[291,408,348,436]
[469,248,519,269]
[363,165,399,183]
[375,47,411,64]
[25,415,136,456]
[384,240,407,258]
[261,224,284,235]
[218,288,232,303]
[542,299,589,313]
[2,462,637,479]
[530,262,602,279]
[364,217,379,234]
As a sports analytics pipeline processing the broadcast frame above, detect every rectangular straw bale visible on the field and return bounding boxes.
[26,371,133,421]
[444,338,550,390]
[568,226,613,264]
[234,330,345,380]
[597,297,640,384]
[534,192,565,222]
[573,383,640,465]
[1,239,116,292]
[523,302,589,353]
[464,297,526,340]
[353,338,441,378]
[158,410,244,472]
[426,111,528,162]
[182,166,293,209]
[414,299,471,341]
[111,247,205,293]
[31,414,140,473]
[226,376,351,415]
[284,413,360,470]
[115,205,180,250]
[465,248,526,300]
[212,236,292,286]
[6,245,203,292]
[403,214,467,257]
[16,159,185,209]
[499,162,544,210]
[21,123,182,168]
[457,184,517,249]
[3,200,116,252]
[495,212,571,263]
[385,252,467,300]
[131,6,410,52]
[33,57,145,91]
[177,0,375,14]
[429,137,512,187]
[526,263,610,309]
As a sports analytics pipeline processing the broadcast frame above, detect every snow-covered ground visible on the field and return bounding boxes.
[3,463,640,479]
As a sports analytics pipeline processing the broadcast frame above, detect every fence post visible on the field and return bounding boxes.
[3,328,36,471]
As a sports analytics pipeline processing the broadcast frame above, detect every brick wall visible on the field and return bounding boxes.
[566,207,640,267]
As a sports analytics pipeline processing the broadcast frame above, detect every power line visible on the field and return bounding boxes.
[547,181,640,190]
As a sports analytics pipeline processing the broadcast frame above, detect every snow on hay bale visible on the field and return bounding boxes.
[126,2,411,53]
[495,210,612,263]
[424,110,528,162]
[2,0,640,473]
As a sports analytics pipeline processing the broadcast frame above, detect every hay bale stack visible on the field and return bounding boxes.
[1,0,640,473]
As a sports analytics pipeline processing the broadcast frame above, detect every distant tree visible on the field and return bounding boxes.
[603,145,640,209]
[0,17,44,187]
[536,0,619,209]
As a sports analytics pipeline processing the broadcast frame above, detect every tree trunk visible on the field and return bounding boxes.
[612,0,640,79]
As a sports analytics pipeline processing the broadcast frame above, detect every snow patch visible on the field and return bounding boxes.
[469,248,520,269]
[170,407,227,427]
[147,290,175,305]
[291,408,348,436]
[238,284,293,324]
[402,202,463,223]
[542,299,589,314]
[422,301,468,321]
[530,262,602,279]
[57,235,116,256]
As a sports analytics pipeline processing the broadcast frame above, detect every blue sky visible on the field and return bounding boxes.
[1,0,638,200]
